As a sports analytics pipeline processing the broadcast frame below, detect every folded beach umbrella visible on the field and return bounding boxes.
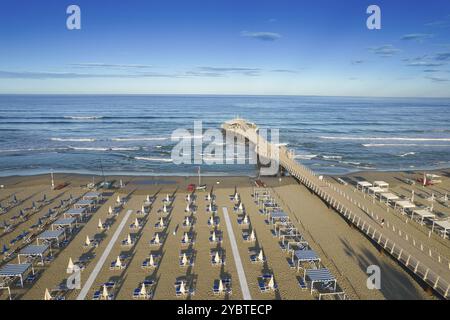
[141,205,146,214]
[163,203,167,213]
[44,288,52,300]
[182,253,188,266]
[149,254,155,266]
[140,283,146,296]
[179,281,186,295]
[166,194,170,202]
[186,194,190,202]
[258,249,264,262]
[115,256,122,268]
[268,276,275,290]
[116,195,121,204]
[239,202,243,211]
[234,193,239,201]
[154,233,160,244]
[85,235,91,246]
[243,215,249,224]
[108,206,113,214]
[208,203,213,212]
[183,232,189,243]
[214,251,221,264]
[250,230,256,241]
[127,234,132,245]
[218,279,224,293]
[67,257,74,273]
[411,190,415,203]
[207,193,211,201]
[185,217,190,226]
[102,285,109,299]
[146,195,151,203]
[185,203,190,212]
[98,218,103,229]
[159,217,164,227]
[134,218,140,228]
[209,216,214,226]
[211,231,216,242]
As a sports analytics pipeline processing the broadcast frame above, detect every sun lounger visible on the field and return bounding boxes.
[298,278,307,290]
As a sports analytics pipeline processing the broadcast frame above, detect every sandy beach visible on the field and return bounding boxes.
[1,169,448,300]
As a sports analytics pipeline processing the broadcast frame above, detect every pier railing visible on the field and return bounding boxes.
[223,119,450,299]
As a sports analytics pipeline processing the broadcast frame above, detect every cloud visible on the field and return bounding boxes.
[369,45,401,57]
[422,69,439,73]
[270,69,299,73]
[70,63,153,69]
[196,66,261,76]
[0,70,179,79]
[406,61,445,67]
[434,52,450,61]
[425,76,449,82]
[240,31,281,41]
[400,33,433,41]
[351,60,365,65]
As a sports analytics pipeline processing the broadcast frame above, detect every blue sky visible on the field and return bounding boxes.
[0,0,449,97]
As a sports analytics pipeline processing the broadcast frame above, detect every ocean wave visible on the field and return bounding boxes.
[398,152,416,157]
[363,143,450,147]
[321,155,343,160]
[64,116,103,120]
[68,146,140,151]
[134,156,173,162]
[320,136,450,142]
[51,137,96,142]
[294,154,318,160]
[111,137,168,142]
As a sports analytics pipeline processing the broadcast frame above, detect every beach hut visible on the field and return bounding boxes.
[357,181,372,192]
[374,181,389,190]
[432,220,450,239]
[411,209,435,225]
[44,288,52,300]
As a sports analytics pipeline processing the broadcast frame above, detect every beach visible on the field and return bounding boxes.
[1,168,448,300]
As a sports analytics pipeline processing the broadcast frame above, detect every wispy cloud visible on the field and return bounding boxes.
[400,33,433,41]
[425,75,449,82]
[407,61,445,67]
[369,45,401,57]
[351,60,365,65]
[197,66,261,76]
[270,69,299,73]
[240,31,281,41]
[0,70,178,79]
[70,63,153,69]
[434,52,450,61]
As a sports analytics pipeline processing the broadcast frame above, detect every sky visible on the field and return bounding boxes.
[0,0,449,97]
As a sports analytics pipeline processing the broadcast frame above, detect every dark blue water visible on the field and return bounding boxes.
[0,95,449,177]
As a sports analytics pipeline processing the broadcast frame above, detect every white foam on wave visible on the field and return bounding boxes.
[111,137,167,142]
[294,154,317,160]
[321,136,450,142]
[51,138,96,142]
[398,152,416,157]
[134,156,173,162]
[64,116,103,120]
[363,143,450,147]
[321,155,342,160]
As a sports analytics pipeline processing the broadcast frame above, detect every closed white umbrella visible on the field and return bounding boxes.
[154,233,160,244]
[243,215,248,224]
[218,280,224,293]
[211,231,216,242]
[67,257,74,273]
[140,283,146,296]
[115,256,122,268]
[85,235,91,246]
[250,230,255,241]
[239,202,243,211]
[182,253,188,266]
[183,233,189,243]
[208,203,213,212]
[44,288,52,300]
[141,205,146,214]
[127,234,132,245]
[108,206,113,214]
[209,216,214,225]
[149,254,155,266]
[268,275,275,290]
[98,218,103,229]
[134,218,140,228]
[234,193,239,201]
[102,285,109,299]
[146,195,150,202]
[116,195,121,204]
[214,251,221,264]
[411,190,415,203]
[207,193,211,201]
[258,249,264,262]
[166,194,170,202]
[187,194,190,202]
[185,217,190,226]
[163,203,167,213]
[185,203,190,212]
[179,281,186,295]
[159,217,164,227]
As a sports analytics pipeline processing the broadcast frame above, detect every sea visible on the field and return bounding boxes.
[0,95,449,177]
